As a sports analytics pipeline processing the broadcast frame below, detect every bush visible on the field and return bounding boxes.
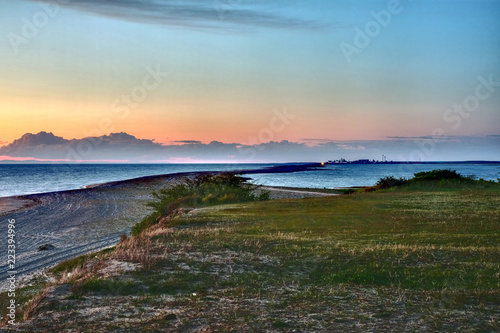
[132,173,269,236]
[366,169,496,193]
[119,233,128,243]
[411,169,465,182]
[407,169,499,188]
[375,176,407,189]
[364,176,407,192]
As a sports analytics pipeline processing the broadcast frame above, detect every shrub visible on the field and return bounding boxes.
[119,233,128,243]
[364,176,407,192]
[375,176,407,189]
[132,173,269,236]
[411,169,465,182]
[366,169,498,193]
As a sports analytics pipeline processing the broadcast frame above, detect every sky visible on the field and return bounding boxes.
[0,0,499,162]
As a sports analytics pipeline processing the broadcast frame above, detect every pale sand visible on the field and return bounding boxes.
[0,197,37,216]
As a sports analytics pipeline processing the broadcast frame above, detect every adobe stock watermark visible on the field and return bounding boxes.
[339,0,405,63]
[239,107,296,160]
[64,65,169,161]
[6,218,17,326]
[213,0,244,20]
[7,0,63,54]
[399,74,498,164]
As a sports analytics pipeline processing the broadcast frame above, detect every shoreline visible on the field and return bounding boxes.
[0,163,325,204]
[0,165,329,291]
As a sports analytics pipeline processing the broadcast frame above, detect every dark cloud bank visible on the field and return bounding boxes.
[1,132,499,163]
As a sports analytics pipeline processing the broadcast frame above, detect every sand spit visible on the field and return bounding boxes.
[0,173,187,291]
[0,165,331,290]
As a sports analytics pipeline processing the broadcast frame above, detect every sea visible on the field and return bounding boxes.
[0,163,499,198]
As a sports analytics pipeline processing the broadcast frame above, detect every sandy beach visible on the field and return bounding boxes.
[0,198,37,215]
[0,173,183,291]
[0,168,334,291]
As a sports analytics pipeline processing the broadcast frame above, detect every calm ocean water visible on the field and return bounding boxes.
[249,163,500,189]
[0,164,274,198]
[0,163,499,198]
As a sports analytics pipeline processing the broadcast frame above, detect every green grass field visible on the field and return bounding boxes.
[2,174,500,332]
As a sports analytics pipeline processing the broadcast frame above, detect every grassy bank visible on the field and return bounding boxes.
[3,171,500,331]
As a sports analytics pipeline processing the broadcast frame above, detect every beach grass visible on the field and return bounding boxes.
[131,173,270,236]
[3,173,500,331]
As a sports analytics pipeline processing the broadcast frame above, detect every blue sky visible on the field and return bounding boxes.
[0,0,499,161]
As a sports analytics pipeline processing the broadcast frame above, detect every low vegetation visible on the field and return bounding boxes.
[3,170,499,331]
[365,168,499,192]
[131,173,269,236]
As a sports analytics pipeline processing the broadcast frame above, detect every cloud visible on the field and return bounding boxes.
[0,132,339,162]
[0,155,128,163]
[300,138,337,147]
[29,0,326,32]
[337,144,354,150]
[385,135,499,144]
[171,140,203,145]
[7,131,69,147]
[386,135,452,140]
[0,132,161,160]
[1,132,499,163]
[77,132,159,147]
[301,138,335,143]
